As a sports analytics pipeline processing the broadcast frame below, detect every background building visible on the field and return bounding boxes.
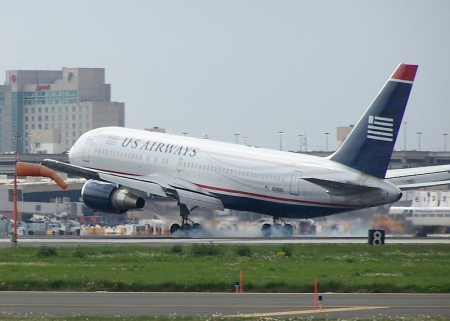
[336,125,354,148]
[0,68,124,154]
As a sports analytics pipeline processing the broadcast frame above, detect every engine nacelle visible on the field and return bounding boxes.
[81,180,145,214]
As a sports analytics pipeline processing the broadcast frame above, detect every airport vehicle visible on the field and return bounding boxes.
[298,219,316,234]
[139,219,169,235]
[389,191,450,236]
[210,216,239,232]
[20,213,81,235]
[0,214,13,235]
[36,63,450,237]
[23,220,61,236]
[51,212,82,235]
[389,207,450,236]
[59,220,82,235]
[371,212,411,235]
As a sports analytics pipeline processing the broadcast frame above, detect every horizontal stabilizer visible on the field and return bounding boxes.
[386,164,450,190]
[303,177,379,196]
[393,180,450,190]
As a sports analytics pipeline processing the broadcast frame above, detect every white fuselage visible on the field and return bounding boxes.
[68,127,401,219]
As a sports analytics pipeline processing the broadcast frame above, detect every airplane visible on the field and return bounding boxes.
[388,191,450,236]
[31,63,450,237]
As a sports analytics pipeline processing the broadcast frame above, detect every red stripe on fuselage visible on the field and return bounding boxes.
[196,184,359,208]
[85,167,361,209]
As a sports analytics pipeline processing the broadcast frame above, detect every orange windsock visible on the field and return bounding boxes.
[16,162,68,189]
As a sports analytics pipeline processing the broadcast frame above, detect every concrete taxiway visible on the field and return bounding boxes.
[0,292,449,318]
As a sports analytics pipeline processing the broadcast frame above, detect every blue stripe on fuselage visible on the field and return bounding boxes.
[212,193,358,219]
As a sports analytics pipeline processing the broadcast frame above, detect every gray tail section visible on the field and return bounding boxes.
[329,63,418,179]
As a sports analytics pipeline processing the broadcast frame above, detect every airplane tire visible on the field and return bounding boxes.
[180,223,191,231]
[190,223,202,236]
[261,223,271,238]
[283,224,294,237]
[272,223,283,236]
[170,223,181,234]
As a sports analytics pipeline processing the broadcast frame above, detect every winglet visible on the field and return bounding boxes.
[329,63,418,179]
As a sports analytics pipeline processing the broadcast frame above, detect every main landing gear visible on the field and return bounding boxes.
[261,217,294,237]
[169,203,203,237]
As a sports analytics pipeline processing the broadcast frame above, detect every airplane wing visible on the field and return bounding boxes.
[41,159,224,211]
[302,178,379,196]
[385,165,450,190]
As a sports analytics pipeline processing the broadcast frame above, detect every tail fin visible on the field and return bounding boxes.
[329,63,418,178]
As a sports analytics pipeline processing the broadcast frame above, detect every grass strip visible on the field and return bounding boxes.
[0,243,448,293]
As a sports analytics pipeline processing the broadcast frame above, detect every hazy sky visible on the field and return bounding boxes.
[1,1,449,152]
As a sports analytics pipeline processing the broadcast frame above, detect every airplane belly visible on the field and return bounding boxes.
[214,192,356,219]
[206,177,355,219]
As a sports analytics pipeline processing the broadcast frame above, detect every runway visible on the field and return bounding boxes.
[0,292,449,318]
[1,235,450,248]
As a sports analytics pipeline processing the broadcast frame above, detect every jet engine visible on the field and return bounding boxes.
[81,180,145,214]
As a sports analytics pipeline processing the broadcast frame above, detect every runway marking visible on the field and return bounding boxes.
[226,306,388,317]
